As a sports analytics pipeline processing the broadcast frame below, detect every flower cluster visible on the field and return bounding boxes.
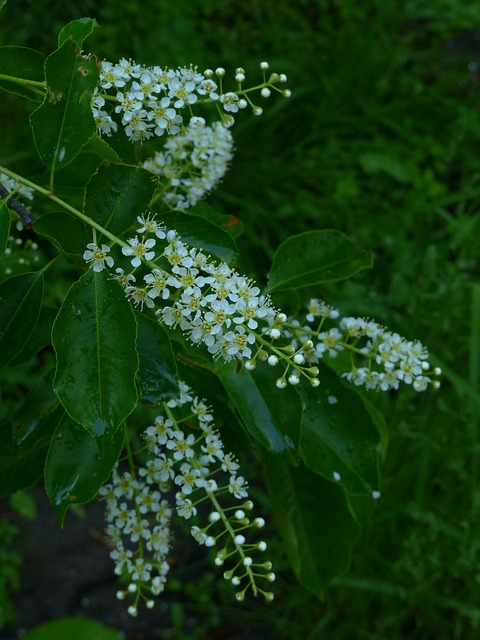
[91,58,290,142]
[83,216,440,393]
[280,298,441,392]
[142,120,234,211]
[100,383,274,615]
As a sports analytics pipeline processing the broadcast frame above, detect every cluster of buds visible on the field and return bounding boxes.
[91,58,290,141]
[100,383,275,615]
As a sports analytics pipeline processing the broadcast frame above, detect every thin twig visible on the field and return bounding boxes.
[0,182,36,227]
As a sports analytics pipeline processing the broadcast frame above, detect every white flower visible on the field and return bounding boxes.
[229,475,249,499]
[122,237,156,267]
[83,243,114,272]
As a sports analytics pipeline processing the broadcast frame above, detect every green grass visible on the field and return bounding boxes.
[1,0,480,637]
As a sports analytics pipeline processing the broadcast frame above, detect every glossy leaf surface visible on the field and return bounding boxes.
[162,211,238,264]
[191,202,244,239]
[83,162,156,239]
[0,403,62,497]
[0,270,43,367]
[10,306,58,365]
[58,17,98,47]
[34,210,90,255]
[30,38,98,171]
[263,451,361,595]
[0,45,45,101]
[45,411,124,525]
[216,361,302,464]
[266,230,373,292]
[52,269,138,444]
[135,312,179,404]
[299,363,381,494]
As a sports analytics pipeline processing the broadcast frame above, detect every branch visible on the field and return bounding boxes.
[0,183,36,227]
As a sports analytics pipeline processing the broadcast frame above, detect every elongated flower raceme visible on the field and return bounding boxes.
[100,383,275,615]
[91,57,291,141]
[83,215,440,393]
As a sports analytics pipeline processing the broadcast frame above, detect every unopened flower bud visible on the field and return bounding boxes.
[310,378,320,387]
[238,99,248,109]
[235,590,245,601]
[264,591,274,602]
[245,359,256,370]
[261,87,271,98]
[146,600,155,609]
[433,367,442,375]
[257,541,267,551]
[253,106,263,116]
[288,374,300,385]
[254,517,265,528]
[209,511,221,522]
[293,353,305,365]
[266,572,276,582]
[232,575,241,586]
[243,557,253,567]
[276,378,287,389]
[260,61,270,70]
[267,355,278,366]
[235,510,245,519]
[215,67,225,77]
[302,339,314,350]
[234,534,246,545]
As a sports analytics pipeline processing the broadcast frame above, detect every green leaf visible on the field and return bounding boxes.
[298,363,381,495]
[52,269,138,445]
[0,270,44,367]
[34,210,90,255]
[21,617,122,640]
[162,211,238,264]
[135,312,179,404]
[84,162,156,238]
[9,306,58,365]
[0,45,45,102]
[216,361,302,464]
[0,1,8,11]
[266,230,373,293]
[262,451,361,595]
[45,412,124,525]
[191,202,244,239]
[84,135,122,163]
[29,39,98,172]
[58,17,98,48]
[12,371,59,446]
[0,401,62,497]
[0,199,10,259]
